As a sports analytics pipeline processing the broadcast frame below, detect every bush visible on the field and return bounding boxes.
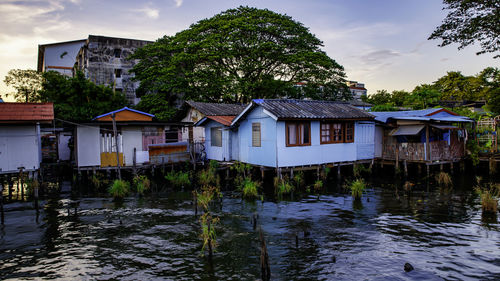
[293,171,305,189]
[274,176,293,197]
[242,178,259,199]
[347,179,366,200]
[133,175,150,195]
[108,179,129,199]
[165,171,191,188]
[313,180,323,193]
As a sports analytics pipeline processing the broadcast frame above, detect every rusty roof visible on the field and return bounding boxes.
[253,99,374,120]
[0,102,54,123]
[186,101,247,116]
[206,115,236,126]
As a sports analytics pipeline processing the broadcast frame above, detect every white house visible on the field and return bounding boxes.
[199,99,376,168]
[0,103,54,174]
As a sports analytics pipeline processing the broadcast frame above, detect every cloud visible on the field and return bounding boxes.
[174,0,183,8]
[135,6,160,19]
[360,49,401,64]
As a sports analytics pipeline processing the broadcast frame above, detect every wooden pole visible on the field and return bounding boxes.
[111,113,121,180]
[425,124,430,162]
[1,183,4,225]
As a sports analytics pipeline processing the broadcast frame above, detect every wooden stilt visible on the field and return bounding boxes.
[489,157,496,176]
[337,165,341,181]
[0,183,4,225]
[403,160,408,178]
[440,164,443,172]
[450,162,454,174]
[426,165,430,179]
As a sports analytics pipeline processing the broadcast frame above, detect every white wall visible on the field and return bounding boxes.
[237,107,277,167]
[0,125,40,173]
[76,125,100,167]
[122,126,143,166]
[181,108,205,142]
[43,41,85,76]
[204,121,225,161]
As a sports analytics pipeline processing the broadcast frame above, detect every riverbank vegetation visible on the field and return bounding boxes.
[108,179,129,199]
[475,177,499,213]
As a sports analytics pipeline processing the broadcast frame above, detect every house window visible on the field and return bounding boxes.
[211,127,222,147]
[286,122,310,147]
[252,123,261,147]
[115,69,122,78]
[114,48,121,58]
[320,121,355,144]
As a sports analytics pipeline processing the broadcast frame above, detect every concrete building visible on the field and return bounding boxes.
[74,35,152,105]
[37,39,86,76]
[347,81,367,100]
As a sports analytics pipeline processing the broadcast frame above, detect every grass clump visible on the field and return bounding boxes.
[321,166,331,181]
[108,179,129,199]
[313,180,323,193]
[347,179,366,200]
[165,170,191,188]
[242,178,259,199]
[436,172,453,189]
[293,171,305,190]
[274,176,294,197]
[133,175,150,195]
[475,177,499,213]
[353,164,371,177]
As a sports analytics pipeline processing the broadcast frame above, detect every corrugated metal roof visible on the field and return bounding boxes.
[0,102,54,123]
[206,115,236,126]
[186,101,247,116]
[371,108,472,123]
[254,99,374,120]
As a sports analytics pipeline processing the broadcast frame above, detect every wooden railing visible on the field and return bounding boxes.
[382,141,464,162]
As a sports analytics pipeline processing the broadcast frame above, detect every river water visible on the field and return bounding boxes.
[1,174,499,280]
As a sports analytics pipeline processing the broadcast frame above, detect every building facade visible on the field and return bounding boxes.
[347,81,367,100]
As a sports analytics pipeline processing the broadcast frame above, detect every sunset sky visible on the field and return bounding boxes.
[0,0,497,101]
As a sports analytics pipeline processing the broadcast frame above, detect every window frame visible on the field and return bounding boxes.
[285,121,311,147]
[252,122,261,147]
[210,127,222,147]
[320,121,355,144]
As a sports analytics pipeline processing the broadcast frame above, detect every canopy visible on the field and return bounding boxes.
[389,125,425,136]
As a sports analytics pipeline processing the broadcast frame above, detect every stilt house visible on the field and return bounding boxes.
[371,108,473,164]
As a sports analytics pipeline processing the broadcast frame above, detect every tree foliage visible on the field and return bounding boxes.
[39,71,128,121]
[3,69,43,102]
[429,0,500,58]
[131,6,350,110]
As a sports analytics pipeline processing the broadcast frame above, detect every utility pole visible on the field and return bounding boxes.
[111,113,122,180]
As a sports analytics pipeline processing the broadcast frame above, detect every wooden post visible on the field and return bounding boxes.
[450,162,454,174]
[425,124,430,162]
[20,169,24,201]
[34,181,39,214]
[395,145,400,173]
[111,113,121,180]
[133,147,137,176]
[261,167,265,181]
[403,160,408,178]
[260,229,271,281]
[337,165,341,181]
[8,178,13,201]
[489,157,496,176]
[1,183,4,225]
[440,164,443,172]
[317,166,320,180]
[426,165,430,179]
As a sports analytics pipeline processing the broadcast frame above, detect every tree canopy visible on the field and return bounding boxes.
[131,6,350,119]
[429,0,500,58]
[3,69,43,102]
[39,71,128,122]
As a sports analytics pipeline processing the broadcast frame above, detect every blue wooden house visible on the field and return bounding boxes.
[199,99,376,168]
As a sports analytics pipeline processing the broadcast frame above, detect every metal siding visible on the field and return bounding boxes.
[122,127,143,166]
[76,125,101,167]
[238,107,277,167]
[355,122,375,160]
[374,126,383,158]
[0,126,40,173]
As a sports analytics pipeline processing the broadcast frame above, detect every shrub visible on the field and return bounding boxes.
[165,171,191,188]
[108,179,129,199]
[274,176,293,197]
[133,175,150,195]
[200,213,219,257]
[242,178,259,199]
[353,164,371,177]
[293,171,305,189]
[436,172,453,188]
[347,179,366,200]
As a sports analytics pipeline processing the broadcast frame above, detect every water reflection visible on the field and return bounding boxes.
[0,178,499,280]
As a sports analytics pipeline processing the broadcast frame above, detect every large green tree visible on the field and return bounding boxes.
[131,6,350,114]
[39,71,128,122]
[3,69,43,102]
[429,0,499,58]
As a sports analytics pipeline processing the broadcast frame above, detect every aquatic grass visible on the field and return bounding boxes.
[242,178,259,199]
[436,172,453,189]
[108,179,129,199]
[321,166,331,180]
[353,164,370,177]
[133,175,150,195]
[293,171,305,190]
[313,180,323,193]
[165,171,191,188]
[475,178,499,213]
[200,213,219,257]
[274,176,293,197]
[347,179,366,200]
[231,161,253,189]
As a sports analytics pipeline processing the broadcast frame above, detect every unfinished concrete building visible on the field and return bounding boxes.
[74,35,152,105]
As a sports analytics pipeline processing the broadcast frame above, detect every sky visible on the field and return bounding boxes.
[0,0,498,101]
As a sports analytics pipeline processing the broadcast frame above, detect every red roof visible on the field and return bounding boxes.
[0,102,54,123]
[206,115,236,126]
